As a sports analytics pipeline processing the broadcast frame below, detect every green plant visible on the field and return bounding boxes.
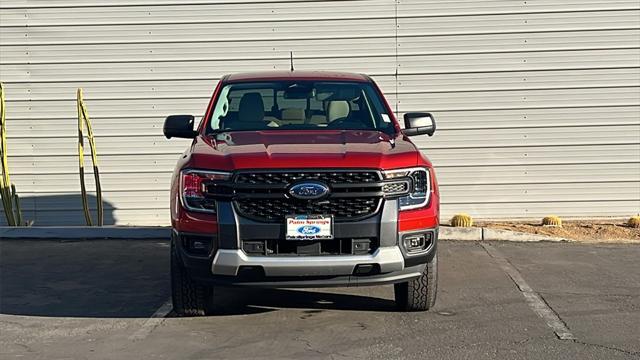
[450,213,473,227]
[542,215,562,227]
[0,82,25,226]
[627,216,640,229]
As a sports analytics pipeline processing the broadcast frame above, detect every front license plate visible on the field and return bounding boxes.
[286,215,333,240]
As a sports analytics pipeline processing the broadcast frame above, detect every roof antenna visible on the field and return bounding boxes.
[290,51,295,72]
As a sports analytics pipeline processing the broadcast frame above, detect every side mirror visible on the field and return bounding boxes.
[163,115,197,139]
[402,112,436,137]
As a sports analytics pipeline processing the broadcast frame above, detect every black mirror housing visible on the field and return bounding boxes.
[402,112,436,137]
[163,115,197,139]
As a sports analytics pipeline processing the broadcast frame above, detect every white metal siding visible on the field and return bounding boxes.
[0,0,638,225]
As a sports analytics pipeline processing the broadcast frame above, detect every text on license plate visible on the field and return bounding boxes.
[286,215,333,240]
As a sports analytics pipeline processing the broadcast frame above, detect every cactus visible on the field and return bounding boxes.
[627,216,640,229]
[1,82,20,226]
[542,215,562,227]
[77,88,104,226]
[11,184,23,226]
[450,213,473,227]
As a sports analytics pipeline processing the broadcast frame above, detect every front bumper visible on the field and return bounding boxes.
[176,232,437,288]
[208,264,428,288]
[175,197,437,288]
[213,247,404,277]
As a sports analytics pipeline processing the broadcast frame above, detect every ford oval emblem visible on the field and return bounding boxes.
[297,225,321,235]
[288,181,330,200]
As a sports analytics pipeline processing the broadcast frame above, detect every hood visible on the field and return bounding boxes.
[186,130,422,171]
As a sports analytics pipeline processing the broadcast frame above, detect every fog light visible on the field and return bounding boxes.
[403,232,433,253]
[405,235,425,250]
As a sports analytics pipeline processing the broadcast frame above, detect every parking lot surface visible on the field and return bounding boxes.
[1,239,638,360]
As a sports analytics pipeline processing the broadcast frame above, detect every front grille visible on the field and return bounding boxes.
[197,170,412,223]
[235,197,380,222]
[235,171,379,185]
[231,170,383,223]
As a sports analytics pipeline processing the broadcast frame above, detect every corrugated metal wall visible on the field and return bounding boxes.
[1,0,639,225]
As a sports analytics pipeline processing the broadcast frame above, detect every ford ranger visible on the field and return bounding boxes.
[163,71,439,316]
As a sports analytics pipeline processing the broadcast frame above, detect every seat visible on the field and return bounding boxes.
[326,100,351,123]
[280,108,306,124]
[228,92,268,130]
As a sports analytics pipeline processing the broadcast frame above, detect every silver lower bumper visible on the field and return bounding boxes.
[211,246,405,277]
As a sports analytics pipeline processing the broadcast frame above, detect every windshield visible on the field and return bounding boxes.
[206,81,395,134]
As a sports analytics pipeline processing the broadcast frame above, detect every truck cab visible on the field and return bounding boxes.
[164,71,439,316]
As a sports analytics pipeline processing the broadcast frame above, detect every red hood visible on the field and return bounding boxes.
[185,130,424,171]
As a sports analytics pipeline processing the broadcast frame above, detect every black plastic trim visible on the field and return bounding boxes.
[399,227,438,266]
[172,230,216,279]
[216,200,239,249]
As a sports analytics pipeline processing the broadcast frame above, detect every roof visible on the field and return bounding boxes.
[224,70,371,83]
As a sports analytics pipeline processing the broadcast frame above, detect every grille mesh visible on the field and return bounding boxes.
[235,171,379,185]
[233,171,383,222]
[235,197,380,222]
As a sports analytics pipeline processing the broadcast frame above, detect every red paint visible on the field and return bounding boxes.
[186,130,423,171]
[398,194,440,232]
[224,70,370,83]
[170,71,439,235]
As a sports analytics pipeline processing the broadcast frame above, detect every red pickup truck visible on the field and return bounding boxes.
[164,71,439,316]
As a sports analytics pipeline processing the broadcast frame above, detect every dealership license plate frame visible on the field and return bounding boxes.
[286,215,334,240]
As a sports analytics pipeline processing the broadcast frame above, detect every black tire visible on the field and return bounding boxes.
[171,239,214,316]
[394,252,438,311]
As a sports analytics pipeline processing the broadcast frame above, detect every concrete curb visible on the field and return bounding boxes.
[440,226,572,242]
[0,226,170,239]
[439,226,482,241]
[0,226,629,243]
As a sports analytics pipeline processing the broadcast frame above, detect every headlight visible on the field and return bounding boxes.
[180,169,231,213]
[383,167,431,211]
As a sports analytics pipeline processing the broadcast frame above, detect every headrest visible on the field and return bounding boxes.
[238,93,265,123]
[326,101,350,122]
[281,108,305,122]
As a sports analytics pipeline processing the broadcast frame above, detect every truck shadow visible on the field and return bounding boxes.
[0,238,395,318]
[212,287,397,316]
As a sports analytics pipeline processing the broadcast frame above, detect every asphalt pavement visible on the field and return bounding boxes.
[0,239,638,360]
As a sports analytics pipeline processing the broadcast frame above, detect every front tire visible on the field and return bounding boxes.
[394,252,438,311]
[171,238,214,316]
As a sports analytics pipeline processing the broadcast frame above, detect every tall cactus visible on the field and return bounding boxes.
[11,184,22,226]
[77,88,104,226]
[0,83,24,226]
